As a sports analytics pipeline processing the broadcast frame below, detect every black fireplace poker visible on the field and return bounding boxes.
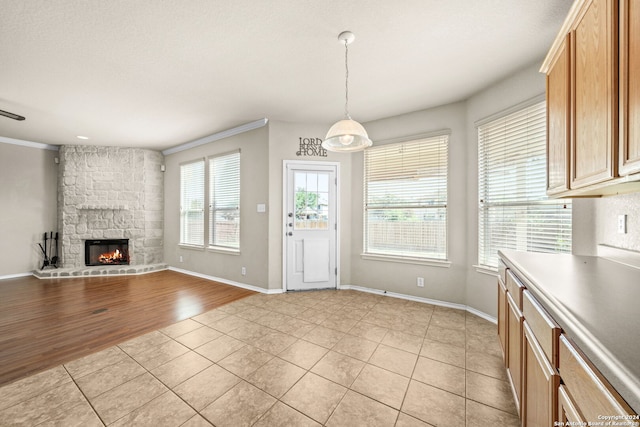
[39,231,59,269]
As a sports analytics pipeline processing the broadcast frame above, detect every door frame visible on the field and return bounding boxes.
[282,160,340,291]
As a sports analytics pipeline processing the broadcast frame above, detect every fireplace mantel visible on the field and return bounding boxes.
[77,204,129,210]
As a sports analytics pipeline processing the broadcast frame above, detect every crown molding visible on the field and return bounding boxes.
[0,136,59,151]
[162,118,268,156]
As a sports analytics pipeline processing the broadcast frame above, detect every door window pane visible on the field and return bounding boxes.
[295,171,329,230]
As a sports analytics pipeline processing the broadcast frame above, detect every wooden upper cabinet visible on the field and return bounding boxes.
[542,0,640,196]
[619,0,640,175]
[547,34,571,195]
[570,0,618,189]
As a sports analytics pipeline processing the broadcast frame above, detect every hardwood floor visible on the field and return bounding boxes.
[0,270,254,387]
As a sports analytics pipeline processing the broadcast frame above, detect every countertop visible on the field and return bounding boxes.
[499,250,640,413]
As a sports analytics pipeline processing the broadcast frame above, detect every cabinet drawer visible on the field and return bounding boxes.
[523,290,561,368]
[559,335,636,422]
[506,270,525,309]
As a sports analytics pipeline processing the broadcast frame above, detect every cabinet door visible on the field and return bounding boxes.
[559,335,636,422]
[498,278,508,363]
[507,292,523,414]
[619,0,640,175]
[522,322,560,427]
[547,34,571,195]
[571,0,617,188]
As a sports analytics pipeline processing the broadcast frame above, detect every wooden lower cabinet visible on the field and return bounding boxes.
[558,384,586,425]
[499,256,638,426]
[507,292,523,413]
[498,278,508,363]
[522,322,560,427]
[559,335,636,423]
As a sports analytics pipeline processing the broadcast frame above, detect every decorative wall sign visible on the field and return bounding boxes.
[297,137,327,157]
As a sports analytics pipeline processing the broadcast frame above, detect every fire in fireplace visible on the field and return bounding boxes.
[85,239,129,266]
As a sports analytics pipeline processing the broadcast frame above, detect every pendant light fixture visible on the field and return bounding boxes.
[322,31,372,152]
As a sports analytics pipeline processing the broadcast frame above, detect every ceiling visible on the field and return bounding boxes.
[0,0,572,151]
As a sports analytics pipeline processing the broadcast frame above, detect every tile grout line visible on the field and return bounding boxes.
[61,364,108,426]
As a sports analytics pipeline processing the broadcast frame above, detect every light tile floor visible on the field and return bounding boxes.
[0,290,520,426]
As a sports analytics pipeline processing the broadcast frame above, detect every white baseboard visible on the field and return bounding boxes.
[0,272,33,281]
[168,267,283,294]
[166,269,496,323]
[340,283,497,324]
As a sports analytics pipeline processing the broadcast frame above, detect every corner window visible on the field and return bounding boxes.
[478,100,571,268]
[364,134,449,260]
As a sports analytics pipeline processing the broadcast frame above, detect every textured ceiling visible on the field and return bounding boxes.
[0,0,572,151]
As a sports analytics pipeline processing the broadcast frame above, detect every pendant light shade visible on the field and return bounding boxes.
[323,119,372,152]
[322,31,372,153]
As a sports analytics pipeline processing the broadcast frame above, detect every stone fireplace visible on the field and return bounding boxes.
[57,146,164,269]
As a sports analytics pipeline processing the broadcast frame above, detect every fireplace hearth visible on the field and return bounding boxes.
[85,239,130,266]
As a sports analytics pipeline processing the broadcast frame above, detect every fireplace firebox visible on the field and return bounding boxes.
[85,239,129,266]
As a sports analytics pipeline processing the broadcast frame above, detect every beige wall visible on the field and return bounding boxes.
[163,126,270,288]
[0,142,58,277]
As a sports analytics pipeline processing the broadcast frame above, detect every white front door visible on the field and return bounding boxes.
[284,162,338,291]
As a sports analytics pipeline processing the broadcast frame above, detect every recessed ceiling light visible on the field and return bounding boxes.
[76,135,89,140]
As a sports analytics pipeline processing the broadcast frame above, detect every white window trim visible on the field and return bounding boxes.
[178,150,241,252]
[361,253,452,268]
[363,130,451,262]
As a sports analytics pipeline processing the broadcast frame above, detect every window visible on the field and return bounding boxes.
[364,134,448,260]
[478,100,571,269]
[209,151,240,249]
[179,151,240,250]
[180,160,205,246]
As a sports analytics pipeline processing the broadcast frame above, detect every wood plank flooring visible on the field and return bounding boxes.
[0,270,254,387]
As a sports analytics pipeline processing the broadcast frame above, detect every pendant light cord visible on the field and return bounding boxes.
[344,40,351,120]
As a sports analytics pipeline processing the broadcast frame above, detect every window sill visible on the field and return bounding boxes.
[179,244,205,251]
[473,265,498,276]
[207,246,240,256]
[361,253,451,268]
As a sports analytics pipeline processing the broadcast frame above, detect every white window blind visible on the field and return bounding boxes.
[364,135,448,260]
[209,151,240,249]
[180,160,205,246]
[478,101,571,268]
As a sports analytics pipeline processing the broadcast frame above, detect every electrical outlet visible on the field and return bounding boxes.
[618,215,627,234]
[241,267,246,276]
[179,256,183,263]
[417,277,424,287]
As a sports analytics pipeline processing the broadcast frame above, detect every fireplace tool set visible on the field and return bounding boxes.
[38,232,59,269]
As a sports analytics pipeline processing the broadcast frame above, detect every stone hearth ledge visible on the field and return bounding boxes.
[33,263,167,279]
